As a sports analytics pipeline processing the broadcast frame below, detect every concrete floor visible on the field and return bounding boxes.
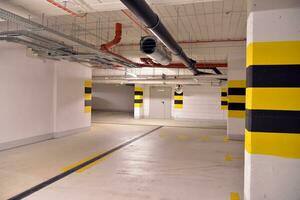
[0,113,243,200]
[92,111,227,129]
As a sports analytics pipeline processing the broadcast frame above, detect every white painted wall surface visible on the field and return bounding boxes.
[92,84,134,112]
[0,44,54,144]
[54,61,92,133]
[0,43,92,149]
[173,86,226,120]
[244,151,300,200]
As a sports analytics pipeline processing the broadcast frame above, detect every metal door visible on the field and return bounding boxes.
[149,86,172,119]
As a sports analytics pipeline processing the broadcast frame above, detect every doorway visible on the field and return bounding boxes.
[149,86,172,119]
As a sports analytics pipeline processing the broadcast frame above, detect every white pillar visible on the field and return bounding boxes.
[134,85,144,119]
[227,58,246,140]
[245,0,300,199]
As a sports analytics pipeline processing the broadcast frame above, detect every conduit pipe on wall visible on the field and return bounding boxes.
[120,0,209,76]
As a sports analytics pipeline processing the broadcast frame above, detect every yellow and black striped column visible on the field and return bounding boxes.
[84,80,92,113]
[174,91,183,109]
[228,80,246,118]
[221,87,228,110]
[134,87,143,108]
[246,57,300,158]
[245,0,300,199]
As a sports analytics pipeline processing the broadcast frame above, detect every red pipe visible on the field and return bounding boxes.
[47,0,86,17]
[99,22,227,69]
[138,62,227,69]
[101,23,122,50]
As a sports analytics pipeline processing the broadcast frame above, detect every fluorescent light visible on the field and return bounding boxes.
[127,72,137,78]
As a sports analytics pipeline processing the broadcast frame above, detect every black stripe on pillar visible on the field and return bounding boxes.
[228,88,245,95]
[85,88,92,94]
[174,100,183,105]
[134,91,143,95]
[221,101,228,106]
[134,99,143,103]
[221,92,227,96]
[246,109,300,133]
[85,100,92,106]
[228,103,245,110]
[174,92,183,96]
[247,65,300,87]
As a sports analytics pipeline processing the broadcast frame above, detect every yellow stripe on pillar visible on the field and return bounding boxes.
[228,80,246,88]
[247,41,300,67]
[245,130,300,159]
[84,81,92,88]
[134,87,143,92]
[84,106,92,113]
[228,95,245,103]
[246,88,300,111]
[228,110,245,118]
[134,95,143,100]
[85,94,92,101]
[174,104,183,109]
[174,96,183,100]
[134,103,143,108]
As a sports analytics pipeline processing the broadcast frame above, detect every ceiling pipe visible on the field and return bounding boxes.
[98,21,226,71]
[120,0,208,76]
[101,23,122,50]
[99,22,139,67]
[46,0,86,17]
[118,38,247,47]
[138,62,227,69]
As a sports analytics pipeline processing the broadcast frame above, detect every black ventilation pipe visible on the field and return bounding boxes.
[120,0,209,76]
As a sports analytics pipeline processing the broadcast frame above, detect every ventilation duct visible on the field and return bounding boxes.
[140,36,171,66]
[120,0,210,76]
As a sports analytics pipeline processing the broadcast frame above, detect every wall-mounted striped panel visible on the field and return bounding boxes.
[84,80,92,113]
[246,40,300,158]
[228,80,246,118]
[174,91,183,109]
[221,87,228,110]
[134,87,143,108]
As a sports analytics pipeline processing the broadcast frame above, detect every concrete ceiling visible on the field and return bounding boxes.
[39,0,247,63]
[4,0,225,15]
[0,0,247,74]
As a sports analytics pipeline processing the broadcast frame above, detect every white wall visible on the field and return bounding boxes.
[172,85,227,120]
[0,45,55,144]
[0,43,92,150]
[92,84,134,112]
[54,61,92,133]
[137,84,226,120]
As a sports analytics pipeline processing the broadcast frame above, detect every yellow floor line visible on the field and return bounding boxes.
[61,151,109,174]
[224,136,229,142]
[199,135,210,142]
[225,154,244,161]
[76,156,109,173]
[176,135,189,141]
[225,154,233,161]
[230,192,240,200]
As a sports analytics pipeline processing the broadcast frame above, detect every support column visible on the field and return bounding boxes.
[220,87,228,111]
[245,0,300,199]
[134,85,144,119]
[227,58,246,140]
